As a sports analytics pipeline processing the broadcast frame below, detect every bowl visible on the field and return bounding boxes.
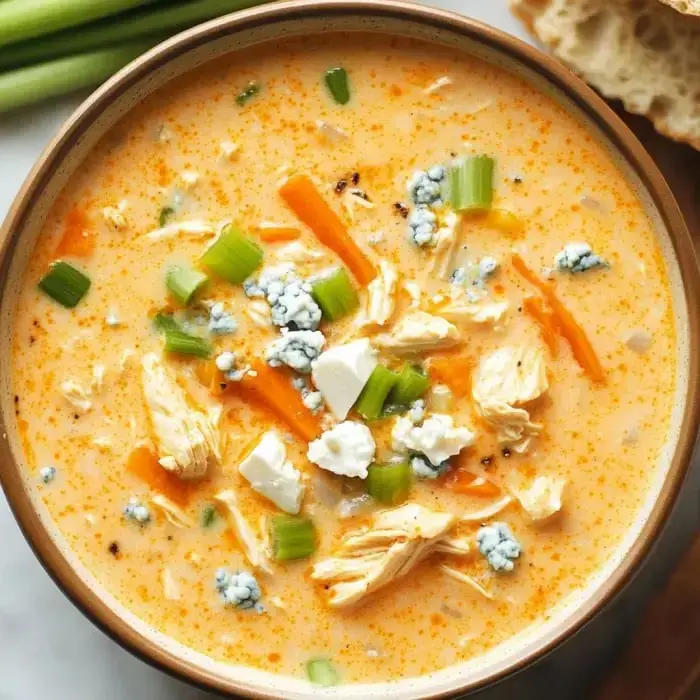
[1,1,699,698]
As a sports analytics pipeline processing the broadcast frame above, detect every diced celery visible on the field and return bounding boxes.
[311,267,359,321]
[166,265,208,305]
[201,224,263,284]
[164,329,212,358]
[366,462,412,505]
[449,155,495,211]
[271,515,316,561]
[324,67,350,105]
[306,657,339,686]
[38,260,91,308]
[355,365,398,420]
[388,364,429,405]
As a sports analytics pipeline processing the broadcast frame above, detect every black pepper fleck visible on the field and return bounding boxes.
[108,541,120,557]
[167,535,173,541]
[480,455,494,466]
[351,172,360,185]
[502,447,512,458]
[335,178,348,194]
[73,413,80,420]
[513,175,523,185]
[393,202,409,219]
[219,382,228,391]
[14,395,18,403]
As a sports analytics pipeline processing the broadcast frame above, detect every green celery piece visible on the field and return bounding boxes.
[164,329,211,358]
[449,155,495,212]
[236,81,260,106]
[271,515,316,561]
[201,504,218,528]
[201,224,263,284]
[159,206,175,228]
[366,462,412,505]
[388,364,429,405]
[324,67,350,105]
[355,365,399,420]
[166,265,208,305]
[306,657,340,687]
[311,267,359,321]
[37,261,91,308]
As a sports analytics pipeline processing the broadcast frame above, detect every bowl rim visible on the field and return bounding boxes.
[1,1,699,698]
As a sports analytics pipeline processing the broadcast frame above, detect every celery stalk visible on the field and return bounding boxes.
[0,0,271,72]
[355,365,398,420]
[366,463,412,505]
[449,155,495,212]
[306,658,340,687]
[0,41,155,113]
[0,0,150,49]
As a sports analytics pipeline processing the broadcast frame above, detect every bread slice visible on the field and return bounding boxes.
[658,0,700,17]
[509,0,700,149]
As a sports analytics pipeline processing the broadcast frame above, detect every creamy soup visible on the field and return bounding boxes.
[11,33,676,686]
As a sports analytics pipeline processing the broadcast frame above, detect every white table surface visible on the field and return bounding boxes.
[1,3,697,699]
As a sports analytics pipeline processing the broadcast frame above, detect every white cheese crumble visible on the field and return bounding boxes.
[307,421,376,478]
[392,413,475,465]
[291,377,323,414]
[122,497,151,525]
[477,522,521,572]
[219,141,240,160]
[39,466,56,484]
[239,431,305,514]
[215,569,264,612]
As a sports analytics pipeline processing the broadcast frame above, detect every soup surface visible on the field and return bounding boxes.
[11,33,676,685]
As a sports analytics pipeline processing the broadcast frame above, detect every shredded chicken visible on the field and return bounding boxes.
[460,496,513,523]
[59,379,92,413]
[441,565,494,599]
[431,212,461,279]
[214,490,273,574]
[246,300,273,328]
[91,364,106,393]
[439,300,509,326]
[161,568,181,600]
[273,241,325,262]
[316,119,347,144]
[310,504,469,607]
[373,311,460,354]
[472,346,549,453]
[141,353,221,479]
[102,205,128,231]
[424,76,454,94]
[358,260,398,328]
[507,475,566,521]
[402,281,422,308]
[151,493,196,528]
[143,219,216,241]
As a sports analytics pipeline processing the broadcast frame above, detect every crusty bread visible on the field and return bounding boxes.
[509,0,700,149]
[658,0,700,17]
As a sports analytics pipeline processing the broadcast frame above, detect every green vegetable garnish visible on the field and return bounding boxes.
[235,80,260,106]
[324,67,350,105]
[38,260,91,308]
[270,515,316,561]
[200,224,263,284]
[306,657,340,687]
[152,312,180,333]
[367,462,412,506]
[159,206,175,228]
[449,155,495,212]
[311,267,359,321]
[355,365,399,420]
[153,312,212,358]
[388,364,429,406]
[166,265,208,305]
[201,504,218,528]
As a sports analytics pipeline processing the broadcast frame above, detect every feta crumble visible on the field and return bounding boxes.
[307,421,376,478]
[392,413,475,465]
[208,302,238,335]
[554,242,607,273]
[122,497,151,525]
[408,399,426,424]
[39,466,56,484]
[477,522,521,572]
[410,455,449,480]
[215,568,264,612]
[266,329,325,374]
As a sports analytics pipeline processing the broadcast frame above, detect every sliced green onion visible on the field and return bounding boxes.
[311,267,359,321]
[164,329,212,358]
[367,462,412,505]
[306,657,340,687]
[324,67,350,105]
[159,206,175,228]
[236,80,260,106]
[38,261,91,308]
[388,364,429,405]
[166,265,208,305]
[201,224,263,284]
[270,515,316,561]
[449,155,495,212]
[201,504,218,528]
[355,365,399,420]
[152,312,181,333]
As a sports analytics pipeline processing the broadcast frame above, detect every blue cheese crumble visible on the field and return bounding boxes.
[554,243,607,273]
[215,351,249,382]
[39,466,56,484]
[291,377,323,413]
[410,455,449,480]
[477,522,521,572]
[407,166,446,206]
[266,329,325,374]
[208,302,238,335]
[244,264,321,330]
[215,568,264,612]
[122,497,151,525]
[408,206,438,247]
[451,256,499,289]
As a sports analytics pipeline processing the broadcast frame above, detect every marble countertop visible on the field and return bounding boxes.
[0,2,697,699]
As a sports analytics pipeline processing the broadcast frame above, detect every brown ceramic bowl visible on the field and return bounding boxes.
[1,1,698,698]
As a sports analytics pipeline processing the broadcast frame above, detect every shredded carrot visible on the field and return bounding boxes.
[428,354,473,397]
[511,254,604,382]
[257,225,301,243]
[523,296,558,356]
[195,360,218,392]
[55,207,95,257]
[443,468,501,497]
[227,360,322,441]
[279,173,377,285]
[126,446,195,506]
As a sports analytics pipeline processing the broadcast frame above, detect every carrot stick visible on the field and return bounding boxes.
[228,360,322,441]
[428,354,473,396]
[443,468,501,497]
[523,296,558,357]
[55,207,95,257]
[512,254,604,382]
[257,225,301,243]
[126,446,195,506]
[279,173,377,285]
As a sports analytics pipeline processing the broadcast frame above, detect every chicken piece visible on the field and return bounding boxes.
[215,490,273,574]
[507,474,566,521]
[373,311,460,354]
[310,504,470,607]
[431,212,461,279]
[439,300,509,326]
[151,493,196,528]
[472,346,549,453]
[141,353,221,479]
[358,260,399,328]
[59,379,92,413]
